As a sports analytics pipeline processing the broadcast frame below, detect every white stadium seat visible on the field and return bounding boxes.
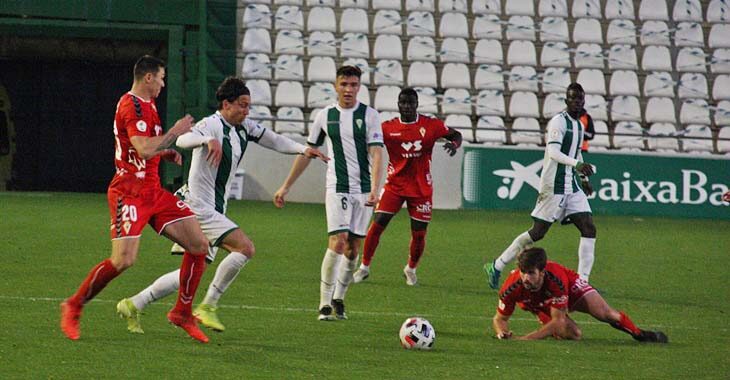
[609,71,639,96]
[673,0,702,22]
[373,10,403,35]
[708,0,730,23]
[274,55,304,81]
[611,96,641,122]
[373,0,400,10]
[508,66,539,92]
[249,105,272,129]
[247,79,272,106]
[717,126,730,153]
[643,71,674,97]
[642,46,672,71]
[541,67,570,93]
[307,82,337,108]
[308,0,334,6]
[374,86,400,111]
[307,56,336,82]
[540,17,569,42]
[511,118,543,146]
[275,81,305,107]
[441,88,472,115]
[591,120,610,149]
[407,11,436,37]
[677,73,708,99]
[308,31,337,57]
[715,101,730,127]
[675,22,704,48]
[275,6,304,30]
[407,36,437,62]
[574,43,604,69]
[374,35,403,61]
[242,53,271,80]
[539,0,568,17]
[445,114,473,131]
[440,38,470,63]
[506,16,536,41]
[406,0,434,11]
[472,0,501,15]
[440,12,469,38]
[608,45,637,70]
[613,122,645,150]
[474,39,503,64]
[604,0,635,20]
[242,28,271,54]
[243,4,272,29]
[414,87,439,114]
[577,69,606,95]
[340,32,369,58]
[275,107,305,135]
[711,49,730,74]
[682,125,713,153]
[640,21,670,46]
[476,116,506,144]
[541,42,571,67]
[476,90,505,116]
[709,25,730,49]
[645,97,677,124]
[474,64,504,90]
[340,0,368,9]
[573,18,603,44]
[440,0,468,14]
[680,99,711,125]
[274,30,304,55]
[572,0,602,19]
[607,19,636,45]
[472,14,502,39]
[373,60,403,86]
[506,0,534,15]
[713,75,730,100]
[639,0,669,21]
[307,7,336,32]
[343,58,370,85]
[407,61,438,88]
[357,84,370,105]
[542,93,565,118]
[441,63,471,88]
[676,47,706,73]
[274,0,300,4]
[507,40,537,66]
[647,123,679,151]
[584,94,608,121]
[340,8,369,34]
[509,92,540,118]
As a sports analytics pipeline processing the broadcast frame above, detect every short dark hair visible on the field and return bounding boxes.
[336,65,362,79]
[567,82,585,94]
[517,247,548,272]
[133,55,166,81]
[216,77,250,109]
[399,87,418,100]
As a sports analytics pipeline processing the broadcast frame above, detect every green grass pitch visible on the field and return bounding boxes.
[1,192,728,379]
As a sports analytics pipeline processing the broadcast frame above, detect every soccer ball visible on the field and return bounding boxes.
[399,317,435,350]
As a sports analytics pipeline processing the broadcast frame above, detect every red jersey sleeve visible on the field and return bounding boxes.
[430,118,450,141]
[118,97,152,139]
[496,270,522,316]
[543,263,571,310]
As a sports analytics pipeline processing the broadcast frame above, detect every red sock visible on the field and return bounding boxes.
[610,311,642,336]
[407,230,427,269]
[68,259,120,306]
[173,252,207,315]
[362,222,386,266]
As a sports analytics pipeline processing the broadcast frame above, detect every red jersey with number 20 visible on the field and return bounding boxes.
[382,114,449,198]
[497,261,579,317]
[108,92,164,194]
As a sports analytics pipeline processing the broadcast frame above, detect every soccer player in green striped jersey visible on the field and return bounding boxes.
[485,83,597,289]
[274,66,385,321]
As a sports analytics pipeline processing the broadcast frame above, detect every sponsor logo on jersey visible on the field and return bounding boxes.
[136,120,147,132]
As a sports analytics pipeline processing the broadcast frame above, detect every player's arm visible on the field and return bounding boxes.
[517,307,570,341]
[257,129,329,162]
[176,121,223,166]
[130,114,195,160]
[575,150,593,195]
[273,153,312,208]
[366,145,384,206]
[492,312,513,340]
[546,119,593,177]
[442,127,463,157]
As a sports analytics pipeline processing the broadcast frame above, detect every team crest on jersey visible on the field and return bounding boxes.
[238,129,247,141]
[419,127,426,137]
[136,120,147,132]
[123,221,132,234]
[356,119,363,129]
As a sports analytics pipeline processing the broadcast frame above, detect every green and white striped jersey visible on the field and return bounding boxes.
[541,111,585,195]
[308,102,384,194]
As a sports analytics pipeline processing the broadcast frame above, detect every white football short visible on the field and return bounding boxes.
[170,206,238,262]
[530,191,592,224]
[325,192,373,237]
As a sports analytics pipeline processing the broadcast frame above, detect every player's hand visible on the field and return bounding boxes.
[206,139,223,167]
[580,178,593,196]
[160,149,182,165]
[576,161,594,177]
[170,114,195,136]
[365,191,379,207]
[723,190,730,203]
[496,331,513,340]
[303,147,329,163]
[273,186,289,208]
[443,141,460,156]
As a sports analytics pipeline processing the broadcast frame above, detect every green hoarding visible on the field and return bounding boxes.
[462,146,730,220]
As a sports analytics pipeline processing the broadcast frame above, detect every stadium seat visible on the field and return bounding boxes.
[243,4,272,29]
[609,70,640,96]
[642,46,672,71]
[340,32,368,58]
[274,0,300,4]
[275,30,304,55]
[441,88,472,115]
[407,11,436,36]
[542,93,565,118]
[540,17,569,42]
[307,56,336,82]
[340,8,369,34]
[374,60,403,86]
[574,43,604,69]
[275,6,304,30]
[711,49,730,74]
[274,55,303,81]
[247,79,272,106]
[441,63,471,88]
[646,123,679,151]
[242,28,271,54]
[472,14,502,39]
[709,25,730,49]
[511,118,543,146]
[307,82,337,108]
[241,53,271,80]
[507,40,536,66]
[406,0,434,11]
[275,81,305,107]
[608,45,638,70]
[539,0,568,17]
[414,87,439,114]
[308,31,337,57]
[506,16,536,41]
[445,114,473,132]
[357,85,370,105]
[275,107,305,135]
[576,69,606,95]
[343,58,370,85]
[340,0,368,9]
[407,61,438,88]
[673,0,703,22]
[682,125,714,153]
[714,100,730,127]
[604,0,635,19]
[591,120,610,149]
[372,0,401,10]
[474,39,503,65]
[678,73,708,99]
[475,116,507,144]
[506,0,534,15]
[407,36,437,62]
[572,0,602,19]
[680,99,711,125]
[718,126,730,153]
[607,19,637,45]
[472,0,501,15]
[475,90,506,116]
[611,96,641,122]
[613,122,645,150]
[585,94,608,120]
[541,67,570,93]
[378,111,399,122]
[250,105,273,129]
[643,71,675,97]
[540,42,571,67]
[713,75,730,100]
[639,0,669,20]
[707,0,730,23]
[474,64,504,90]
[374,86,400,111]
[640,21,671,46]
[374,35,403,61]
[439,0,468,14]
[440,38,470,63]
[645,97,677,124]
[675,22,704,48]
[509,92,540,118]
[308,0,334,6]
[373,10,403,35]
[572,18,603,44]
[440,13,469,38]
[307,7,336,32]
[676,47,706,73]
[508,66,539,92]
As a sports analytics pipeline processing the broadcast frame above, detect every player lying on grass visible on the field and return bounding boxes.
[492,247,668,343]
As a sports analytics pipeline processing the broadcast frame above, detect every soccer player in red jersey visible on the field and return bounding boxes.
[60,55,211,343]
[353,88,462,286]
[492,247,668,343]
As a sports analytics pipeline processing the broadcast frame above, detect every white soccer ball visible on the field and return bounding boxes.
[399,317,435,350]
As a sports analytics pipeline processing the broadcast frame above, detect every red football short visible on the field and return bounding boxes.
[107,187,195,240]
[375,188,432,223]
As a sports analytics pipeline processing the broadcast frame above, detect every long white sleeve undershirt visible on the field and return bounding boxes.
[257,130,308,155]
[176,132,213,149]
[547,143,579,167]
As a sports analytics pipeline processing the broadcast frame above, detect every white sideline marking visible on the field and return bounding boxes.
[1,295,712,331]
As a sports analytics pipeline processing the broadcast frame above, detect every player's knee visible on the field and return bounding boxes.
[110,256,135,271]
[580,223,597,238]
[528,228,546,241]
[241,240,255,258]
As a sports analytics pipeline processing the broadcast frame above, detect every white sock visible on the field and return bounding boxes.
[201,252,249,307]
[578,237,596,281]
[320,249,343,309]
[333,255,358,300]
[494,231,534,271]
[358,263,370,271]
[130,269,180,311]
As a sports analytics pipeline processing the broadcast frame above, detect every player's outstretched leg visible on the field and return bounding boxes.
[116,298,143,334]
[403,265,418,286]
[168,252,209,343]
[60,301,82,340]
[120,269,181,334]
[194,251,250,332]
[483,261,501,290]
